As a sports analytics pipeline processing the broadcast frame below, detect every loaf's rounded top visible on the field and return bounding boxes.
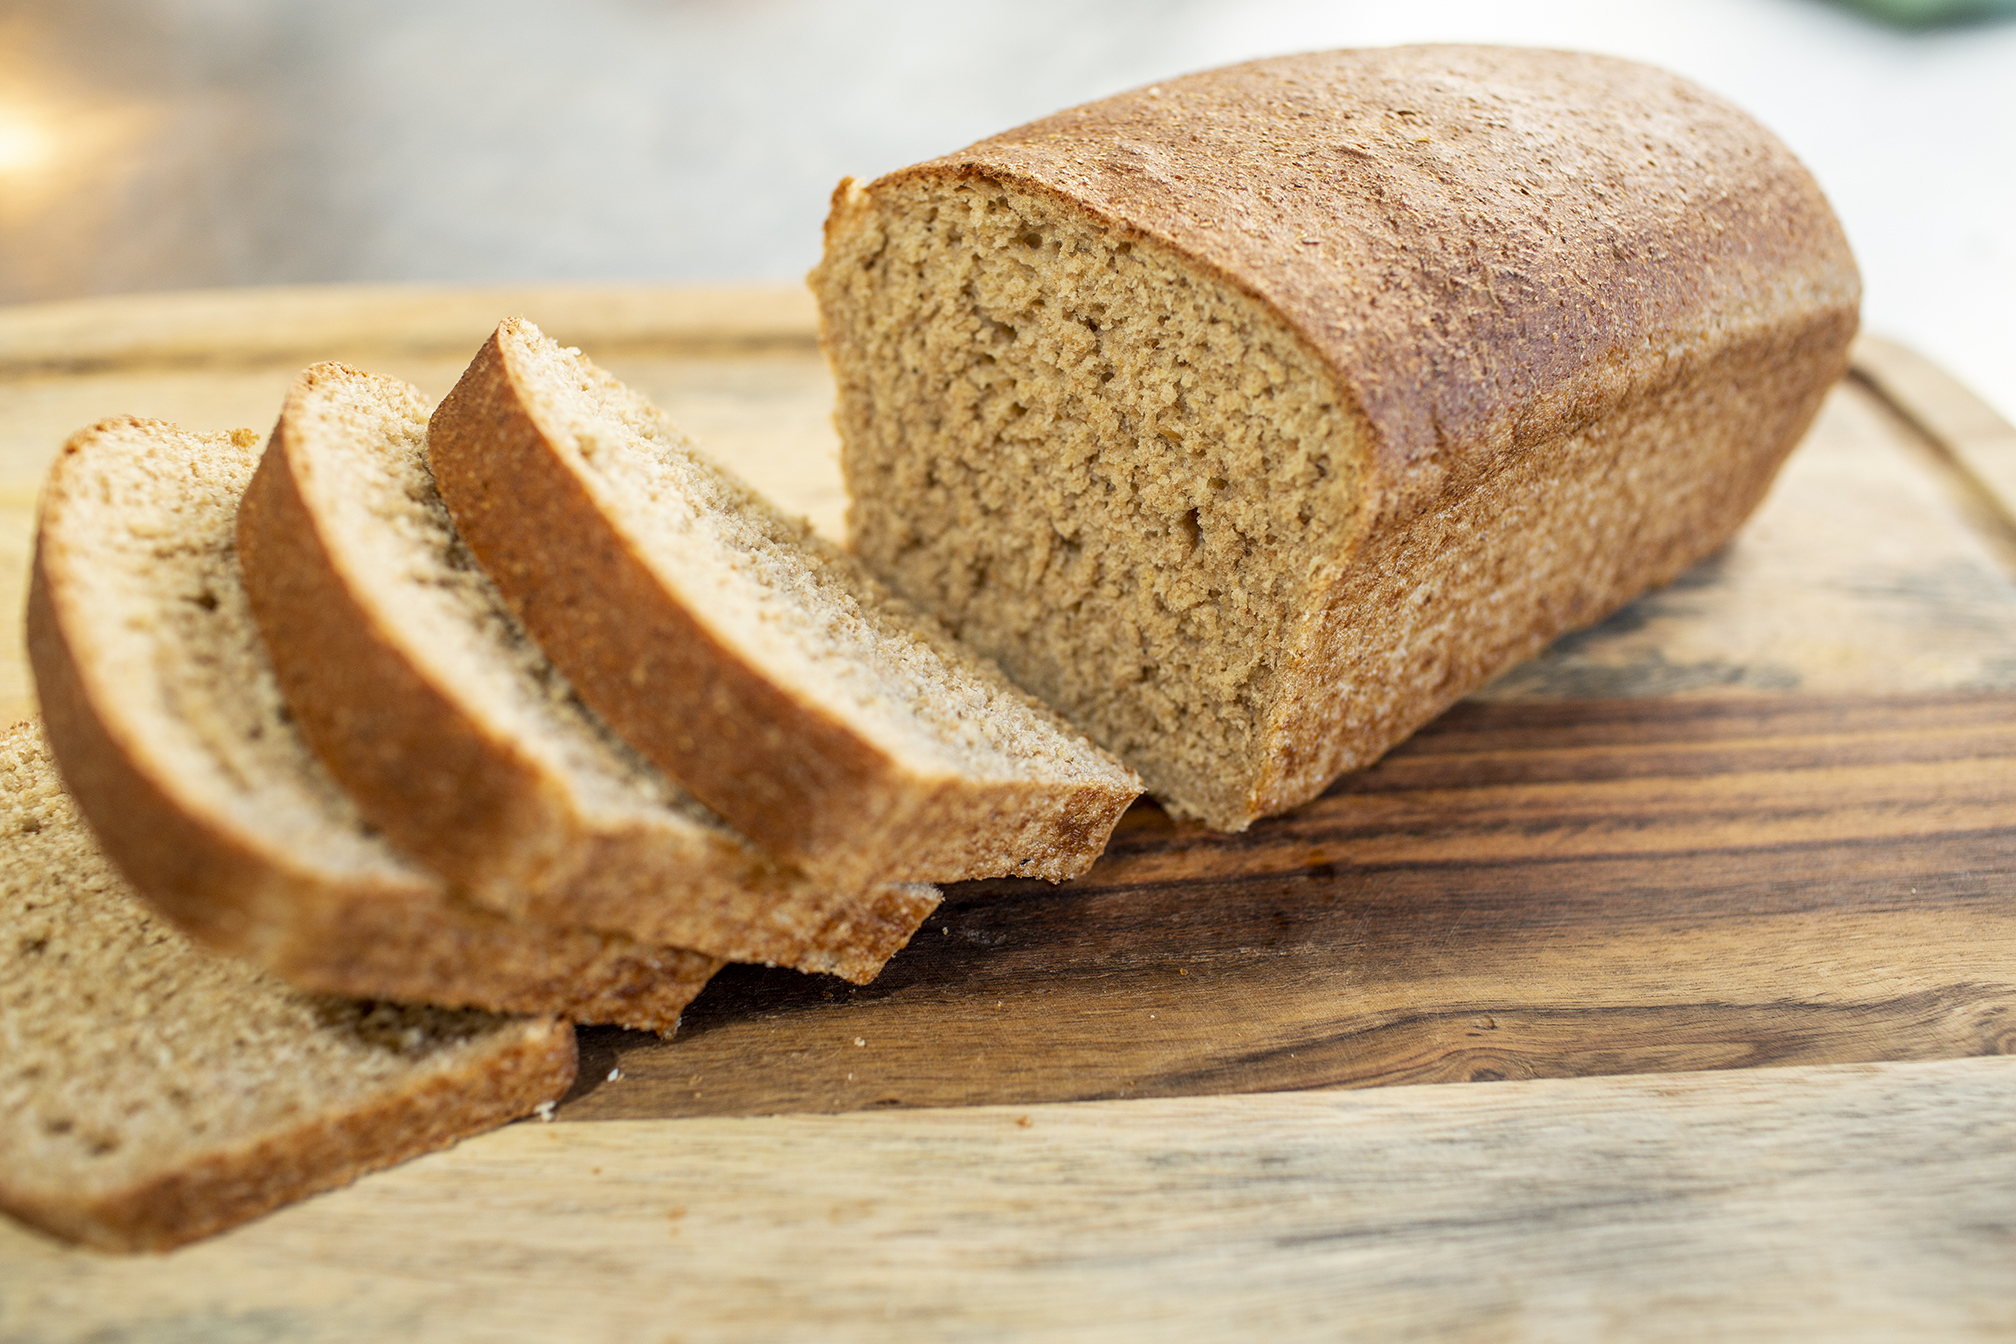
[879,45,1861,521]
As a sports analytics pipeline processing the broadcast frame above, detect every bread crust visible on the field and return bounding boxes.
[27,418,721,1031]
[236,363,937,981]
[428,324,1139,886]
[4,1015,576,1253]
[237,404,573,902]
[876,46,1858,530]
[820,46,1860,828]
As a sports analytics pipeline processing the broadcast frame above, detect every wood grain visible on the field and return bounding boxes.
[0,282,819,374]
[1855,333,2016,557]
[5,1057,2013,1342]
[561,690,2016,1119]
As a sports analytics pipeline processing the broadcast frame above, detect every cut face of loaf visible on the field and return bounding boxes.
[26,416,721,1032]
[1,722,576,1253]
[427,319,1142,887]
[811,45,1863,830]
[237,362,938,983]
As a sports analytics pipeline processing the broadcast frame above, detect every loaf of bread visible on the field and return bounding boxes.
[811,45,1862,830]
[27,416,721,1032]
[1,721,577,1252]
[237,362,938,982]
[427,318,1142,887]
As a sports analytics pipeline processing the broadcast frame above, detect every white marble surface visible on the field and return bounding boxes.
[0,0,2011,419]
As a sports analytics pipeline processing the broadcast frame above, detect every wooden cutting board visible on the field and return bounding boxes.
[2,286,2014,1340]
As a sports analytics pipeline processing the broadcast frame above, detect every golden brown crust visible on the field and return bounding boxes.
[1249,316,1854,815]
[27,556,293,956]
[429,325,1138,885]
[6,1018,576,1253]
[885,46,1860,531]
[241,363,937,980]
[237,405,570,902]
[428,333,897,855]
[28,418,721,1032]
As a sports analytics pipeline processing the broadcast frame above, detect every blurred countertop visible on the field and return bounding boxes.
[0,0,2012,418]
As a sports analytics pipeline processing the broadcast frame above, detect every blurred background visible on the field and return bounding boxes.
[0,0,2011,419]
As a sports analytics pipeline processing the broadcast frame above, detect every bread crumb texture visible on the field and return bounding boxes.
[34,415,721,1030]
[261,364,938,978]
[511,328,1139,793]
[818,177,1355,828]
[38,418,410,879]
[283,367,693,827]
[0,722,561,1252]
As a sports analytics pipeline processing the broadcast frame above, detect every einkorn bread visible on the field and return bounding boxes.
[27,417,721,1032]
[1,721,576,1252]
[428,320,1141,888]
[237,363,938,982]
[811,45,1862,830]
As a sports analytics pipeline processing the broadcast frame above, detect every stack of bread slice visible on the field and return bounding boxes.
[7,321,1142,1250]
[237,364,946,987]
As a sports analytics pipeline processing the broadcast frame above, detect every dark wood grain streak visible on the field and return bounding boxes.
[559,691,2016,1120]
[1147,988,2016,1096]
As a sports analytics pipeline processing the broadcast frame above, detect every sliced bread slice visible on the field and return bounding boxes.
[26,416,721,1032]
[427,319,1142,888]
[236,362,937,982]
[1,720,576,1252]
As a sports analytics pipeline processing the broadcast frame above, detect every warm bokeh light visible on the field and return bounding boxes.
[0,114,52,174]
